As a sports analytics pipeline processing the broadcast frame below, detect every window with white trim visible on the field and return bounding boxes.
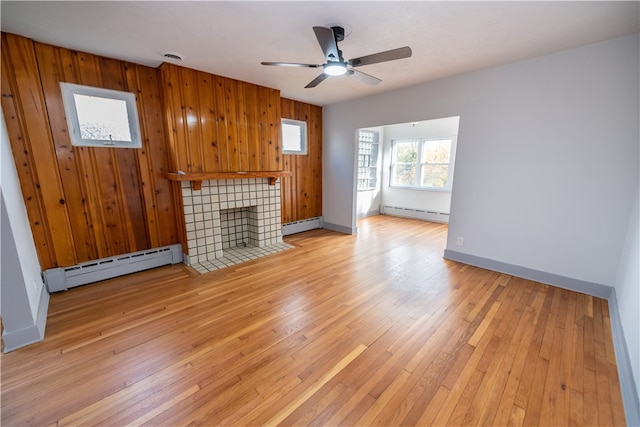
[357,130,380,191]
[390,138,455,190]
[281,118,307,155]
[60,82,142,148]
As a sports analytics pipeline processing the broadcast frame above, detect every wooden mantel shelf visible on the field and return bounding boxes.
[165,171,293,190]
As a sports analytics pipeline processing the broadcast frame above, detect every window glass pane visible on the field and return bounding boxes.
[421,139,451,163]
[73,94,132,142]
[392,164,417,186]
[395,141,418,163]
[282,122,302,152]
[421,164,449,188]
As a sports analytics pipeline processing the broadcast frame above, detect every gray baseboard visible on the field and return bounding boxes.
[608,288,640,426]
[2,286,49,352]
[443,249,611,298]
[323,221,357,235]
[443,249,639,425]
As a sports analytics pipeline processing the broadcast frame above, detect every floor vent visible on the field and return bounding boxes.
[44,244,183,292]
[382,205,450,224]
[282,216,323,236]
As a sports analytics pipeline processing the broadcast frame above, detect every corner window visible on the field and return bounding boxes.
[281,118,307,155]
[60,82,142,148]
[391,138,456,191]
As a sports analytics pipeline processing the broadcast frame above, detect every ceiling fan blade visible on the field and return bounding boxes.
[305,73,330,88]
[348,46,412,67]
[313,26,341,62]
[348,69,381,86]
[261,61,321,68]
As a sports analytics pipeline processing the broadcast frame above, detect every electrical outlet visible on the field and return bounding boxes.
[456,237,464,246]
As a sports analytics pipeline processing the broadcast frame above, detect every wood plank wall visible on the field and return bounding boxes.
[1,33,179,269]
[1,33,323,269]
[158,63,282,173]
[280,99,323,224]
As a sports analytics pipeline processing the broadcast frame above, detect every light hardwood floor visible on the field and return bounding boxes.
[1,216,626,426]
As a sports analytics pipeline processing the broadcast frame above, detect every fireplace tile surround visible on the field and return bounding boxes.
[181,178,293,273]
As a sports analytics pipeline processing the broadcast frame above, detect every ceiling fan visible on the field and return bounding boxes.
[261,26,412,88]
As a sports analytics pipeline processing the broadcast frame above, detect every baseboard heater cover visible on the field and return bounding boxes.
[44,244,183,292]
[282,216,323,236]
[382,205,449,223]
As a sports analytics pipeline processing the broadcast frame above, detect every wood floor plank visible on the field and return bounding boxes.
[0,216,627,426]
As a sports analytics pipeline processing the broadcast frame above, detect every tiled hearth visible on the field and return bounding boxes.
[181,178,293,273]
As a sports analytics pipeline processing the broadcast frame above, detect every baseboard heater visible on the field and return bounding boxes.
[282,216,323,236]
[382,205,450,224]
[43,244,183,292]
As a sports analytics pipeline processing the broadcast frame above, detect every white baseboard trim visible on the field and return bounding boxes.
[44,244,183,292]
[443,249,640,425]
[282,217,323,236]
[382,205,449,224]
[2,285,49,352]
[323,222,357,235]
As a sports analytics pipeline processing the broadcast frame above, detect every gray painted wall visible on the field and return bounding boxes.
[1,108,49,351]
[323,33,639,419]
[614,187,639,416]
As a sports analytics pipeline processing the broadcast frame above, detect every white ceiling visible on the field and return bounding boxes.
[1,1,638,106]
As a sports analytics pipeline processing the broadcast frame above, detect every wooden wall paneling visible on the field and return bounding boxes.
[294,101,310,220]
[100,56,150,252]
[158,64,187,172]
[4,34,180,268]
[310,104,323,217]
[69,50,113,258]
[160,63,282,175]
[75,50,130,257]
[223,78,240,171]
[113,142,150,251]
[126,65,160,247]
[127,65,179,248]
[0,35,57,269]
[235,81,250,170]
[157,63,183,171]
[280,98,322,224]
[213,75,231,172]
[267,88,282,171]
[244,84,261,171]
[30,43,95,263]
[280,98,295,224]
[179,66,204,172]
[196,71,221,173]
[1,34,77,268]
[257,86,271,172]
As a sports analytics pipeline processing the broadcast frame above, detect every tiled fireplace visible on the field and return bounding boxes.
[180,178,292,273]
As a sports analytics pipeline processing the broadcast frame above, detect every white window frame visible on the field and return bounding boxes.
[390,137,457,191]
[60,82,142,148]
[281,118,307,155]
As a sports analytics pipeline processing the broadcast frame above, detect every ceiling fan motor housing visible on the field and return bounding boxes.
[331,26,345,42]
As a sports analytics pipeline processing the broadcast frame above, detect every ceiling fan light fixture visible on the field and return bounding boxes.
[324,62,347,76]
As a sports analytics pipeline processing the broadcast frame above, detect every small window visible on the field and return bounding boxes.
[391,138,456,191]
[357,130,380,191]
[281,118,307,155]
[60,82,142,148]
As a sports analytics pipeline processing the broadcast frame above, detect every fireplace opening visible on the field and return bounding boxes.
[220,206,258,249]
